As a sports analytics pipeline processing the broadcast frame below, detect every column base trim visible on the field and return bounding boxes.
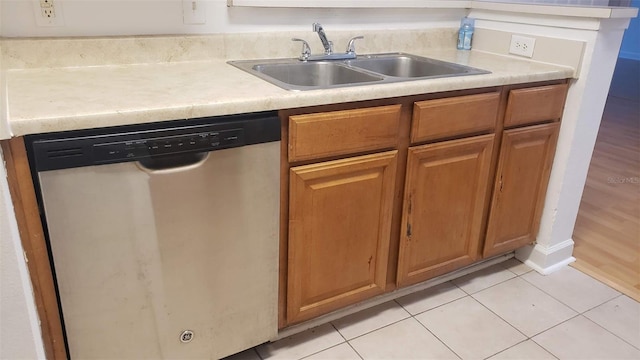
[515,238,576,275]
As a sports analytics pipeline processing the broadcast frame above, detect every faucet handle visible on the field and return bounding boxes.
[291,38,311,61]
[346,36,364,54]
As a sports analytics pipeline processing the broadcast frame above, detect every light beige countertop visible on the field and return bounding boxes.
[2,30,574,137]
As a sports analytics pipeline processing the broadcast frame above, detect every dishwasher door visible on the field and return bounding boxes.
[31,115,280,359]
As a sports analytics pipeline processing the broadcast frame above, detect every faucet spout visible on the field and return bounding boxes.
[312,23,333,55]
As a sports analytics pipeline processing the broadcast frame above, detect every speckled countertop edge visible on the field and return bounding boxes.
[3,45,574,137]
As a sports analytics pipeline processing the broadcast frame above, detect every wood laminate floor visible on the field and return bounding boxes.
[572,58,640,301]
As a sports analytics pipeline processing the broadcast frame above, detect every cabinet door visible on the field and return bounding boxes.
[287,151,397,324]
[397,134,494,288]
[483,122,560,257]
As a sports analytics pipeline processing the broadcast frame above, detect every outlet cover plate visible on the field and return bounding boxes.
[183,0,206,24]
[32,0,65,27]
[509,35,535,58]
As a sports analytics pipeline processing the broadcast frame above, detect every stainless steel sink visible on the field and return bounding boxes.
[228,53,490,91]
[346,53,487,79]
[251,61,383,90]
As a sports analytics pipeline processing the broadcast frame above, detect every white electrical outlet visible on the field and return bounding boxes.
[33,0,65,27]
[509,35,536,58]
[183,0,206,25]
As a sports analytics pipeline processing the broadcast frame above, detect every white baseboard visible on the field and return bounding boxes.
[515,238,576,275]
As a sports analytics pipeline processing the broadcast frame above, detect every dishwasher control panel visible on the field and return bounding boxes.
[27,111,281,172]
[93,128,243,162]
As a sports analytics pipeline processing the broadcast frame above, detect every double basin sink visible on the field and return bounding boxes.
[228,53,490,91]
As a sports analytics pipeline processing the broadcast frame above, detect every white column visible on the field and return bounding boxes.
[517,18,630,273]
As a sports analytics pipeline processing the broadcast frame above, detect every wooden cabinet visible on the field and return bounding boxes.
[284,105,402,325]
[397,134,494,287]
[282,80,567,327]
[287,151,397,324]
[396,92,499,287]
[482,83,567,257]
[288,105,401,162]
[504,84,568,127]
[483,122,560,257]
[412,92,500,143]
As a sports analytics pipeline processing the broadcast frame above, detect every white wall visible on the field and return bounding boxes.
[0,1,632,357]
[476,0,613,4]
[0,2,464,358]
[0,147,46,359]
[1,1,46,356]
[1,0,464,37]
[0,2,453,360]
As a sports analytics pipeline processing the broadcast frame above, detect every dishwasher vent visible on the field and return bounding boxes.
[30,140,93,172]
[46,147,84,159]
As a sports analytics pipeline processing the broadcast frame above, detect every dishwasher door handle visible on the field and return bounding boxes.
[136,152,210,173]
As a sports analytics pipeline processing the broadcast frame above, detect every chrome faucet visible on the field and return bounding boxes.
[292,23,364,61]
[346,36,364,55]
[291,38,311,61]
[313,23,334,55]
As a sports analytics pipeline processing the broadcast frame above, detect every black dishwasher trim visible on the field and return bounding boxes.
[26,111,281,172]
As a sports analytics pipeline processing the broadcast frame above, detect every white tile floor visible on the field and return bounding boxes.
[225,259,640,360]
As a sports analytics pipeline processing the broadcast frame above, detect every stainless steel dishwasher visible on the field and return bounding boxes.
[26,112,280,359]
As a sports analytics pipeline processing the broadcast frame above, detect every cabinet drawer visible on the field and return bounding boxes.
[504,84,568,128]
[411,92,500,144]
[288,105,401,162]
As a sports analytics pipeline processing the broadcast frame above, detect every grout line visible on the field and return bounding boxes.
[530,312,581,338]
[506,263,534,277]
[480,311,584,359]
[453,268,518,296]
[469,276,582,339]
[579,292,624,314]
[297,342,346,360]
[396,282,468,317]
[296,324,348,360]
[337,314,412,343]
[581,312,640,351]
[481,339,529,360]
[253,347,264,360]
[529,337,561,360]
[518,272,586,313]
[500,264,524,277]
[291,323,351,360]
[519,271,622,316]
[459,272,581,358]
[523,313,581,339]
[467,294,530,340]
[330,322,347,342]
[345,341,365,360]
[413,311,463,360]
